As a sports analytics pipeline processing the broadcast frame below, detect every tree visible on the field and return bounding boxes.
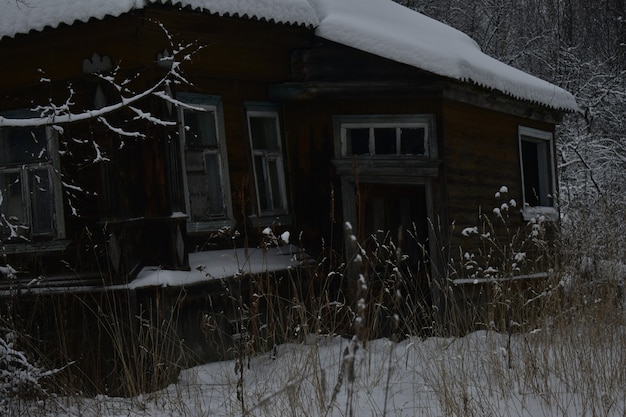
[396,0,626,265]
[0,22,203,248]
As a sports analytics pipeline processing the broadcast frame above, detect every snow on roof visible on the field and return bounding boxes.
[0,0,319,40]
[308,0,579,111]
[125,245,303,290]
[0,0,577,111]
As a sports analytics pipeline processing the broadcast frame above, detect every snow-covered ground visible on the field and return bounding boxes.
[13,319,625,417]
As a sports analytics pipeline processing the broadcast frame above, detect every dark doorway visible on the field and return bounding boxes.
[355,183,432,338]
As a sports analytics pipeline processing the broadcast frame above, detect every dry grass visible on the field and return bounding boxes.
[2,194,625,416]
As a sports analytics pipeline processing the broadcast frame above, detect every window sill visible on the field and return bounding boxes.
[187,219,236,235]
[1,239,71,255]
[521,206,559,221]
[248,214,293,228]
[452,272,549,285]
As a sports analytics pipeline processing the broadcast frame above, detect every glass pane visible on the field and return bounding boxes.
[205,153,224,216]
[521,139,551,207]
[0,127,48,165]
[187,154,224,220]
[250,116,280,150]
[184,110,217,147]
[268,159,285,210]
[29,169,55,236]
[346,128,369,155]
[187,172,208,220]
[255,155,270,211]
[0,171,25,227]
[185,151,205,173]
[374,128,396,154]
[400,127,426,155]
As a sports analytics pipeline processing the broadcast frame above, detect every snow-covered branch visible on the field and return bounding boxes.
[0,22,202,130]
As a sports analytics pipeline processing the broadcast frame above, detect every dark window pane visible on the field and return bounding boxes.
[0,127,48,165]
[205,153,224,216]
[374,128,396,154]
[346,128,369,155]
[250,116,280,150]
[187,172,208,219]
[186,153,224,220]
[400,128,426,155]
[184,110,217,147]
[255,155,270,211]
[184,151,206,173]
[522,139,551,207]
[268,159,284,210]
[0,171,24,224]
[29,169,55,236]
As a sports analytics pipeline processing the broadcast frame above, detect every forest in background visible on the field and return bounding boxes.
[398,0,626,265]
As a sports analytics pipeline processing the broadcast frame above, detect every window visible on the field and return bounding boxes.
[177,94,233,232]
[0,114,64,241]
[339,115,436,158]
[518,126,557,220]
[246,106,288,218]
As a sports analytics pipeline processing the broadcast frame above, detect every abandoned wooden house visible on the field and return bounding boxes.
[0,0,577,390]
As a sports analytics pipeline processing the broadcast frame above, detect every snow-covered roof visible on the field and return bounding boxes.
[308,0,578,111]
[0,0,578,111]
[0,0,319,38]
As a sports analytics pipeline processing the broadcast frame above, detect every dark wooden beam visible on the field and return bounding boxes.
[269,81,445,100]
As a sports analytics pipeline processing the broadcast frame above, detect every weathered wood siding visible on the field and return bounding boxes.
[282,97,445,253]
[442,98,557,272]
[0,8,314,278]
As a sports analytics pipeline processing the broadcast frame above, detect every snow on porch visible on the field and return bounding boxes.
[126,244,305,290]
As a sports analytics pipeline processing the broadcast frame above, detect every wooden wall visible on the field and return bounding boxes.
[442,98,557,275]
[281,97,444,255]
[0,8,314,279]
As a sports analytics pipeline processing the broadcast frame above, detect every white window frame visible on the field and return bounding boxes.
[177,93,234,233]
[518,126,558,221]
[0,112,65,243]
[246,104,289,221]
[337,114,437,159]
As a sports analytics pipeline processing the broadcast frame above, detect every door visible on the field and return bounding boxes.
[355,183,432,337]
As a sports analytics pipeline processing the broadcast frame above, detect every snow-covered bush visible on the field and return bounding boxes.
[0,327,51,410]
[456,186,553,280]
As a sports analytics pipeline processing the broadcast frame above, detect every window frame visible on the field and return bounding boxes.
[177,93,234,234]
[0,111,65,243]
[336,114,437,160]
[246,103,290,223]
[518,126,558,221]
